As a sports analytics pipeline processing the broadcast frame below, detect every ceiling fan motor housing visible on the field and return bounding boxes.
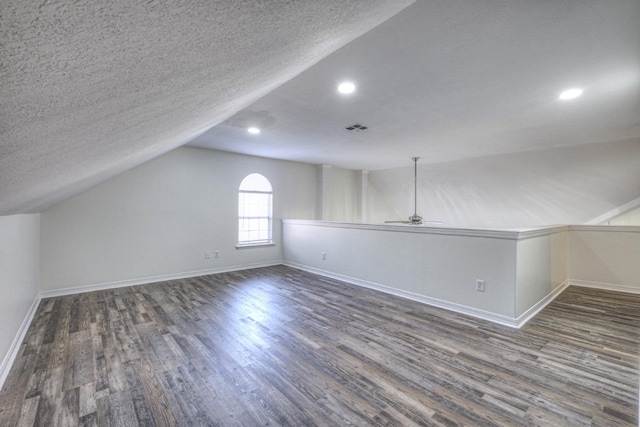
[409,214,423,224]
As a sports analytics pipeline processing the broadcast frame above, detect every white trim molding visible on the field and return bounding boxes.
[39,261,281,299]
[283,219,567,240]
[586,196,640,225]
[0,295,42,391]
[515,280,571,327]
[235,243,276,250]
[569,279,640,294]
[283,261,526,328]
[569,225,640,233]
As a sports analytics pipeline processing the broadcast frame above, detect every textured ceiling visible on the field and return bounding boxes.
[0,0,414,215]
[190,0,640,170]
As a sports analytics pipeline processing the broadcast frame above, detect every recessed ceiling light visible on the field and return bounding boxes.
[559,88,583,100]
[247,127,260,134]
[338,82,356,94]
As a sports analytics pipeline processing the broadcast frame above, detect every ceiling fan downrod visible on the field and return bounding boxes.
[408,156,423,224]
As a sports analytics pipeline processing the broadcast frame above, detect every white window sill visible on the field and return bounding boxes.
[235,242,276,250]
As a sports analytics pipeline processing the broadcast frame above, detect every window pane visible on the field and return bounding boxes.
[238,230,250,242]
[240,194,271,218]
[252,203,268,217]
[238,174,273,244]
[239,173,272,192]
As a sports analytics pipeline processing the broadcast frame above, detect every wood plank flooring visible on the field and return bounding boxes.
[0,265,638,426]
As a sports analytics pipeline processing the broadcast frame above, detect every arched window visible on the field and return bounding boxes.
[238,173,273,245]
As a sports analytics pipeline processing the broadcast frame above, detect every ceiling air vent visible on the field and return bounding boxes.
[344,124,368,132]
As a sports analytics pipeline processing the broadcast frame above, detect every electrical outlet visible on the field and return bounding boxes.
[475,279,485,292]
[214,250,220,259]
[205,251,211,259]
[321,252,326,260]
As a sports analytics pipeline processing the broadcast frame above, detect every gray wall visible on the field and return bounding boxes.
[569,227,640,290]
[40,147,317,291]
[0,214,40,374]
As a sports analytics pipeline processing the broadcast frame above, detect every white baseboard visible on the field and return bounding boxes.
[515,280,570,327]
[0,294,42,391]
[283,261,525,328]
[39,261,282,299]
[569,279,640,294]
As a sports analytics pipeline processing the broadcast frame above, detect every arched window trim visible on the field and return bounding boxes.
[236,173,274,248]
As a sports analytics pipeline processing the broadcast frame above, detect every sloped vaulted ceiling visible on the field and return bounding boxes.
[189,0,640,227]
[190,0,640,170]
[0,0,414,216]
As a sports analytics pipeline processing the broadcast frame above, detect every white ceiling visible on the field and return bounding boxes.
[190,0,640,171]
[0,0,413,215]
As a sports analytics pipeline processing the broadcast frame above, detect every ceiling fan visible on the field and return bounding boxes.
[385,157,443,225]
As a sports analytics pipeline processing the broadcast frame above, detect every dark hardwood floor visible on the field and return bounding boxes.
[0,265,638,426]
